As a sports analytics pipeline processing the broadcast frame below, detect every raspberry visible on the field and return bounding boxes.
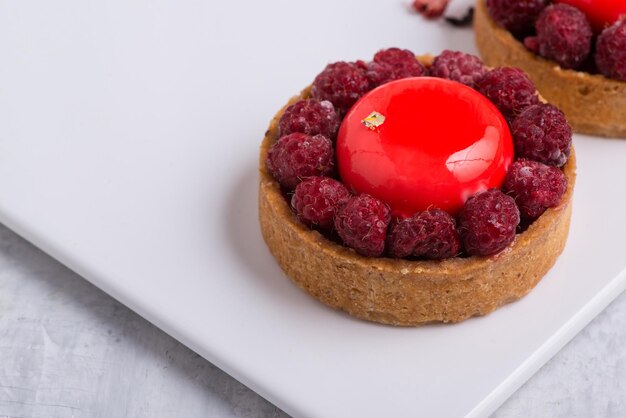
[334,194,391,257]
[524,36,540,54]
[266,133,334,190]
[429,50,488,87]
[477,67,539,121]
[486,0,549,36]
[386,218,419,259]
[366,48,426,88]
[413,0,449,18]
[291,177,351,230]
[511,103,572,167]
[387,209,461,259]
[311,61,371,115]
[504,159,568,219]
[525,4,593,69]
[458,189,520,256]
[278,99,340,140]
[596,18,626,82]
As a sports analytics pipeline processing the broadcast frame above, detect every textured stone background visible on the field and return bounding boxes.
[0,223,624,417]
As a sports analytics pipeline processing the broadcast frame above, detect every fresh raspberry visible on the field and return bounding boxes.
[525,4,593,69]
[366,48,426,88]
[311,61,371,115]
[334,194,391,257]
[458,189,520,256]
[595,18,626,82]
[429,50,488,87]
[386,218,419,259]
[477,67,539,121]
[503,159,568,219]
[524,36,540,54]
[278,99,340,140]
[291,177,351,230]
[387,209,461,259]
[486,0,549,36]
[266,133,334,190]
[413,0,449,18]
[511,103,572,167]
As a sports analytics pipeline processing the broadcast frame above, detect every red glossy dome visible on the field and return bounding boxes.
[336,77,514,217]
[555,0,626,32]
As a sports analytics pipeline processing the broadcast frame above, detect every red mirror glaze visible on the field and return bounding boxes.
[336,77,514,217]
[555,0,626,32]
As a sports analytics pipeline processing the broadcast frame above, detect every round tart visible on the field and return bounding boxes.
[475,0,626,138]
[259,53,576,326]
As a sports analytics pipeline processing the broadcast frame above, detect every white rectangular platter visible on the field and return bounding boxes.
[1,1,625,417]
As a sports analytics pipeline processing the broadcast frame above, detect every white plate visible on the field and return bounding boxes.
[0,1,625,417]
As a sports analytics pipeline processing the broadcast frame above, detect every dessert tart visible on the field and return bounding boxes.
[475,0,626,138]
[259,50,576,326]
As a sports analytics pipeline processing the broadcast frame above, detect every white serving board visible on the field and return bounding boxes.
[0,1,624,417]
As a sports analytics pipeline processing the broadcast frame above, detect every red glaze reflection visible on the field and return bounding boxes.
[336,77,513,217]
[555,0,626,32]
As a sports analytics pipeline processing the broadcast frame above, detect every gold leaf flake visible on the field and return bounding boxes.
[361,111,386,131]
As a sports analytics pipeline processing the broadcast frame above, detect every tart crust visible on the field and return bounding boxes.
[258,60,576,326]
[474,0,626,138]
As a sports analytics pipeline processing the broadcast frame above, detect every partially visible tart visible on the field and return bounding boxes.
[475,0,626,138]
[259,53,576,326]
